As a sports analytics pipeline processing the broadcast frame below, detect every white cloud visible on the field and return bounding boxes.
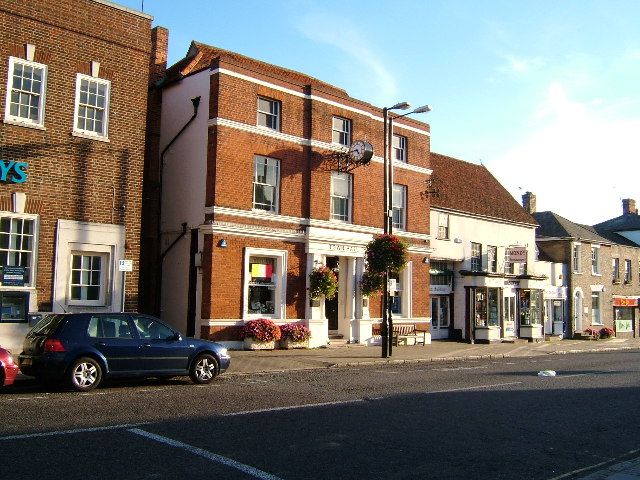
[499,55,545,75]
[295,12,398,103]
[488,82,640,224]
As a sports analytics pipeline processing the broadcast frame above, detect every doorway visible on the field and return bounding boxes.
[325,256,339,331]
[430,296,450,339]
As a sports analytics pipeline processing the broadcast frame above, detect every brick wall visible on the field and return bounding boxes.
[0,0,151,311]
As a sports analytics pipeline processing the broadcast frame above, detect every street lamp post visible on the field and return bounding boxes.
[381,103,432,358]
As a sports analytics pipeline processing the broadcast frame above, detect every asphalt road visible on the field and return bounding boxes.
[2,351,639,480]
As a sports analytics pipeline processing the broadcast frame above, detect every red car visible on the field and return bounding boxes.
[1,346,19,386]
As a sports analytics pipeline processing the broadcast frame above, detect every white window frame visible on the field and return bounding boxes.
[591,246,600,275]
[243,247,287,320]
[573,243,582,273]
[330,171,352,222]
[393,134,407,162]
[69,252,108,306]
[624,259,632,284]
[470,242,482,271]
[612,258,620,283]
[73,73,110,139]
[252,156,280,213]
[332,116,351,146]
[591,290,603,325]
[389,262,412,318]
[392,184,406,231]
[4,57,47,128]
[438,213,449,239]
[0,213,39,288]
[488,245,497,273]
[257,96,281,131]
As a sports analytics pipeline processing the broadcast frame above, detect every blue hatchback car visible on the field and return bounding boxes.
[19,313,231,391]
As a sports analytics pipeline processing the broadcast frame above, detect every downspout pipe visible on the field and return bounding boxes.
[155,96,201,317]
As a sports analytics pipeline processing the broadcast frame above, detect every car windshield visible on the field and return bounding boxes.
[30,314,66,336]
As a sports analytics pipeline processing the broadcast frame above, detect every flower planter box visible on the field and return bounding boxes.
[279,337,309,350]
[243,338,276,350]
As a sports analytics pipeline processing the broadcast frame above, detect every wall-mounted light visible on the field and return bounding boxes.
[217,239,227,248]
[454,238,463,243]
[422,257,430,263]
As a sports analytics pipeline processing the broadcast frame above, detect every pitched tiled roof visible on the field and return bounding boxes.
[532,211,613,244]
[594,213,640,233]
[430,153,537,225]
[160,41,349,98]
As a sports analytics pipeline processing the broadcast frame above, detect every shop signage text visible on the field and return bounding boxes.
[506,247,527,263]
[329,244,361,253]
[612,297,639,307]
[0,160,28,183]
[2,265,26,286]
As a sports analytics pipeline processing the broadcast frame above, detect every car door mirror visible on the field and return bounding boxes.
[172,332,182,342]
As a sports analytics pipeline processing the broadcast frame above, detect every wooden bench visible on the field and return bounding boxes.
[392,324,428,346]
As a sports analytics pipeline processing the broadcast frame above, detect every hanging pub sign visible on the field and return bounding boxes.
[506,247,527,263]
[2,265,26,286]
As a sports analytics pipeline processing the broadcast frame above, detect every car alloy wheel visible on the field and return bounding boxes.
[189,353,218,384]
[69,357,102,392]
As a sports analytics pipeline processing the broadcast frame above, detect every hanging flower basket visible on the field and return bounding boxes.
[309,265,338,299]
[360,270,385,297]
[364,234,409,274]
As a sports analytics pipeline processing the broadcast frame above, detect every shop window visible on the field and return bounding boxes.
[519,289,542,326]
[332,116,351,146]
[253,156,280,212]
[430,261,452,287]
[245,249,286,318]
[473,287,500,327]
[392,184,406,231]
[73,74,110,138]
[0,291,29,323]
[69,252,108,306]
[257,96,281,131]
[330,171,352,222]
[0,215,36,287]
[389,271,403,315]
[5,57,47,128]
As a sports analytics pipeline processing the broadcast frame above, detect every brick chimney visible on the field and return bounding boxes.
[149,26,168,86]
[522,191,536,214]
[622,198,637,215]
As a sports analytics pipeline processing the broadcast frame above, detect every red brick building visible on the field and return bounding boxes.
[145,35,433,347]
[0,0,152,350]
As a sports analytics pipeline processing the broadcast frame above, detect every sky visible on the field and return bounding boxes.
[117,0,640,225]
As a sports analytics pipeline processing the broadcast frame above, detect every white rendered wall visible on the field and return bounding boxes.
[159,71,210,330]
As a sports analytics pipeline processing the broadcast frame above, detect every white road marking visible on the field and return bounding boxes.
[0,423,148,441]
[129,428,284,480]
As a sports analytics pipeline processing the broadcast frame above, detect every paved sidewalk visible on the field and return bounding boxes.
[225,337,640,375]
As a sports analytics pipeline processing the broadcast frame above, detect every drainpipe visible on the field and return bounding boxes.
[155,96,201,317]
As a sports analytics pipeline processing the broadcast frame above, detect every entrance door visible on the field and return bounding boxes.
[431,296,450,339]
[325,257,339,331]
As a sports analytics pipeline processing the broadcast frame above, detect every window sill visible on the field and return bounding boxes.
[4,118,46,130]
[72,130,110,143]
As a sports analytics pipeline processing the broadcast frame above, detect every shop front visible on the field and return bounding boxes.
[544,286,567,337]
[430,261,453,340]
[612,297,638,338]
